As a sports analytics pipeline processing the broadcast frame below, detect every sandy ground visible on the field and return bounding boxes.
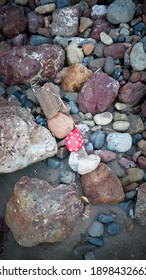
[0,158,146,260]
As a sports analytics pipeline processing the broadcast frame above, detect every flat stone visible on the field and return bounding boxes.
[107,0,136,24]
[88,221,104,237]
[94,112,113,126]
[5,176,83,246]
[81,163,125,204]
[112,121,130,131]
[100,32,113,45]
[0,101,57,173]
[119,82,146,106]
[122,168,144,186]
[69,146,87,172]
[135,183,146,226]
[130,42,146,71]
[35,4,56,14]
[77,70,120,115]
[78,154,100,175]
[107,132,132,153]
[66,40,84,65]
[51,5,79,36]
[0,45,65,85]
[47,112,74,139]
[55,64,92,92]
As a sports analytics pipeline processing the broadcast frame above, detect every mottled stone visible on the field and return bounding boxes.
[0,101,57,173]
[130,42,146,71]
[66,40,84,65]
[47,112,74,139]
[107,132,132,153]
[81,163,125,204]
[51,5,79,36]
[122,168,144,186]
[78,154,100,175]
[5,176,83,246]
[77,70,120,115]
[0,44,65,85]
[103,43,127,59]
[56,64,92,92]
[27,11,44,34]
[119,82,146,106]
[107,0,136,24]
[90,18,113,41]
[1,6,27,38]
[135,183,146,226]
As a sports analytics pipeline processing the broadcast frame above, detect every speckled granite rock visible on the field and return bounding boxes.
[5,176,83,246]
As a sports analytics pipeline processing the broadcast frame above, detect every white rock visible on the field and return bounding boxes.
[112,121,130,131]
[94,112,113,125]
[78,154,100,175]
[68,147,87,172]
[100,32,113,45]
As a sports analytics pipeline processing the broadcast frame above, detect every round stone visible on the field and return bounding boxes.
[112,121,130,131]
[107,132,132,152]
[107,222,121,235]
[88,221,104,237]
[94,112,113,126]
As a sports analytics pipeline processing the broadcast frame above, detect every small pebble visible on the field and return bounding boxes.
[107,223,121,236]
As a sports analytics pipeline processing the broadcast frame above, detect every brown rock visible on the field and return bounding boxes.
[55,63,92,92]
[90,18,112,40]
[27,11,44,33]
[1,6,27,38]
[103,43,127,59]
[137,156,146,169]
[0,44,65,85]
[51,5,79,37]
[135,183,146,226]
[5,176,83,246]
[0,99,57,173]
[81,163,125,204]
[82,43,95,55]
[119,82,146,106]
[77,70,120,114]
[48,112,74,139]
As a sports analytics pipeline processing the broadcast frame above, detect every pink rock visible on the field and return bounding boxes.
[119,82,146,106]
[27,11,44,33]
[1,6,27,38]
[90,18,113,40]
[77,70,120,114]
[137,156,146,169]
[5,176,83,246]
[141,100,146,117]
[103,43,127,59]
[0,44,65,85]
[94,150,117,163]
[81,163,125,204]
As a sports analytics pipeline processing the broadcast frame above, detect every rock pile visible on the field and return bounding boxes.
[0,0,146,253]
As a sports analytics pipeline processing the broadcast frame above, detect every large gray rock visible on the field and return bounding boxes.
[5,176,83,247]
[0,99,57,173]
[51,5,79,36]
[135,183,146,226]
[107,0,136,24]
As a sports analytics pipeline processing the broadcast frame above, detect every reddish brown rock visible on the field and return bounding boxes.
[55,63,93,92]
[141,100,146,117]
[119,82,146,106]
[48,112,74,139]
[1,6,27,38]
[27,11,44,33]
[137,156,146,169]
[77,70,120,115]
[0,44,65,85]
[135,183,146,226]
[103,43,127,59]
[81,163,125,204]
[5,176,83,246]
[90,18,112,40]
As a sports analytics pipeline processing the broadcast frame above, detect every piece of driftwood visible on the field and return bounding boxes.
[35,82,68,119]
